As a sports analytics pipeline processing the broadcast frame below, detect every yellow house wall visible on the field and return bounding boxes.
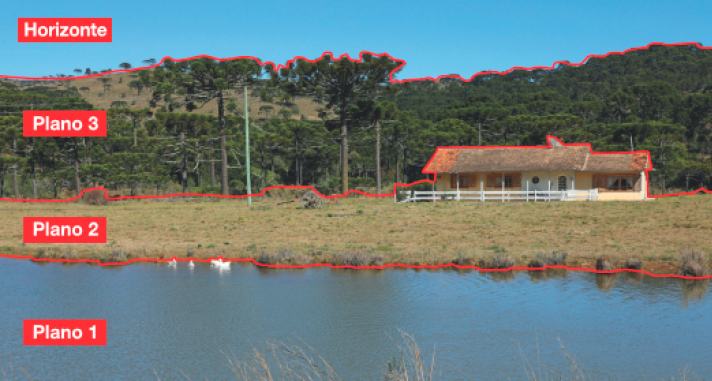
[434,171,648,200]
[574,172,593,190]
[437,173,484,191]
[595,171,647,201]
[435,174,451,191]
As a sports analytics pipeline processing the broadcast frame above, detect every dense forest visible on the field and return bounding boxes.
[1,44,711,199]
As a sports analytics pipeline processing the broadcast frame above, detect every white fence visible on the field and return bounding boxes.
[397,189,598,203]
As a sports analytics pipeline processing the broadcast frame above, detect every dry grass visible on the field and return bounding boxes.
[1,195,712,273]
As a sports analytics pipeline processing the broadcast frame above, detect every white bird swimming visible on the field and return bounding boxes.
[167,258,177,266]
[187,260,195,268]
[210,258,231,269]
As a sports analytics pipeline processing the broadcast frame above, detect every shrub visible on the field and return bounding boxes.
[546,251,568,265]
[34,249,47,259]
[595,255,614,271]
[330,252,384,267]
[527,257,547,268]
[276,249,311,265]
[256,250,312,266]
[256,251,276,265]
[454,254,475,266]
[480,255,515,269]
[60,250,77,260]
[680,249,709,277]
[625,258,643,270]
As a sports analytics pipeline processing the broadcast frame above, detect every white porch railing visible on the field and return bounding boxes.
[397,189,598,203]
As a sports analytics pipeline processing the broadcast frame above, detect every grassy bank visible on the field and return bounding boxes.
[1,193,711,274]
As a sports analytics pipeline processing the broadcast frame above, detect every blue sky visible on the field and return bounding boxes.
[1,0,709,80]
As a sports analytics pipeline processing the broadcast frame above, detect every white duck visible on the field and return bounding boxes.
[187,260,195,268]
[167,258,177,266]
[211,257,231,269]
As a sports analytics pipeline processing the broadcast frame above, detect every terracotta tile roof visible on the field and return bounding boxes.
[631,153,649,171]
[424,150,460,173]
[424,141,650,173]
[580,152,649,172]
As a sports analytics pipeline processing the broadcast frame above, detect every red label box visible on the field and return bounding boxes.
[23,319,107,346]
[18,18,112,43]
[23,217,107,244]
[23,110,107,137]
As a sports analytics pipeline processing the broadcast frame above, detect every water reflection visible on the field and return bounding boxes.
[595,273,620,291]
[678,279,710,306]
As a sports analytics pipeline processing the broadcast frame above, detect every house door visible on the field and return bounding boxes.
[558,176,567,191]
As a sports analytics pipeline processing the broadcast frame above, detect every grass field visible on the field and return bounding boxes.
[1,193,711,274]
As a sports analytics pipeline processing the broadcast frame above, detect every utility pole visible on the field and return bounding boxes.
[630,134,634,151]
[245,86,252,206]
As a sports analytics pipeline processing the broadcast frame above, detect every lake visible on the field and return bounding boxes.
[1,258,710,380]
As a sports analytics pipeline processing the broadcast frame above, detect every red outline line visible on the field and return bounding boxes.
[1,254,709,280]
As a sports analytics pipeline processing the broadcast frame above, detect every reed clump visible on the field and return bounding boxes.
[453,253,476,266]
[679,249,709,277]
[256,249,312,266]
[330,252,385,267]
[625,257,643,270]
[527,251,568,268]
[100,250,127,263]
[478,255,515,269]
[60,250,78,260]
[595,255,614,271]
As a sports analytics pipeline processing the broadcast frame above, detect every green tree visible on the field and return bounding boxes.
[151,58,262,195]
[271,53,401,193]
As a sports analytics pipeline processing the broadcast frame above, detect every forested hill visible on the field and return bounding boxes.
[396,44,712,117]
[0,45,711,199]
[392,44,712,193]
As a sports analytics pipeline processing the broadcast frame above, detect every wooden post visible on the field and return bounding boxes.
[480,173,484,202]
[456,173,460,201]
[501,172,504,202]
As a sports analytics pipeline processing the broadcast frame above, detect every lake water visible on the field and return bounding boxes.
[1,258,711,380]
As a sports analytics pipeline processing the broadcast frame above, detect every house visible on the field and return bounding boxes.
[409,136,652,202]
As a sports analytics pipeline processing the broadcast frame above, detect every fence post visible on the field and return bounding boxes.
[535,191,537,202]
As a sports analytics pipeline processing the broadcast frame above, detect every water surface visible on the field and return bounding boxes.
[0,258,710,380]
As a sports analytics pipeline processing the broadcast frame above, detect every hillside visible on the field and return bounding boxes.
[3,71,329,121]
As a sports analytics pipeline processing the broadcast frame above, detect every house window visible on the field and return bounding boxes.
[558,176,567,191]
[487,173,521,188]
[594,174,639,191]
[450,174,470,188]
[593,175,607,189]
[532,176,539,184]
